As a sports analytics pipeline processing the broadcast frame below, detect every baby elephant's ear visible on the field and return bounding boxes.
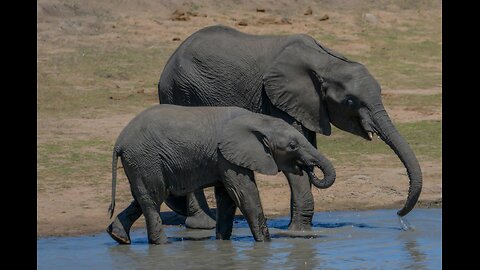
[219,115,278,175]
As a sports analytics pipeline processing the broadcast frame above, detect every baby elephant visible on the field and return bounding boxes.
[107,104,335,244]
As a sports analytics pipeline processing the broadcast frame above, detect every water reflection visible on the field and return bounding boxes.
[398,232,428,269]
[106,225,327,269]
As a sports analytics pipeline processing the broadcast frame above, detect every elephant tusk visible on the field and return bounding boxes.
[368,131,373,140]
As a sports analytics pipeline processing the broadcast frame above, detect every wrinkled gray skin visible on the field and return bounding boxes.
[153,25,422,230]
[106,105,336,244]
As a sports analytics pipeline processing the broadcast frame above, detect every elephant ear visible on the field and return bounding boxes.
[263,42,331,135]
[218,115,278,175]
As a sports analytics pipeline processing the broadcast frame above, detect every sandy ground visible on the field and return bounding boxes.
[37,0,442,237]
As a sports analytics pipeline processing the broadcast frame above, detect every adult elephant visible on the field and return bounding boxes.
[157,25,422,230]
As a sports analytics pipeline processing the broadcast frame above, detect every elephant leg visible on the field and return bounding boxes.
[106,200,142,244]
[165,190,216,229]
[185,191,216,229]
[287,122,317,230]
[283,172,314,230]
[138,195,168,245]
[164,195,188,216]
[125,163,168,245]
[268,105,316,231]
[221,165,270,242]
[214,185,237,240]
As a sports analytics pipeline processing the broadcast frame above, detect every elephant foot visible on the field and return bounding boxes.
[253,233,271,242]
[288,216,313,231]
[148,234,170,245]
[185,212,216,229]
[254,237,272,242]
[288,223,312,231]
[253,230,271,242]
[106,222,131,245]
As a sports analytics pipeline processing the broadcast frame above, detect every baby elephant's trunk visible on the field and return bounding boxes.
[307,151,336,189]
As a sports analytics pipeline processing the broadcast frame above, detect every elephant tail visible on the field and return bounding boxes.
[108,147,120,219]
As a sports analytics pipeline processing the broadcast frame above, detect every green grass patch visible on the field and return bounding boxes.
[352,24,441,89]
[37,44,175,117]
[309,11,441,90]
[37,138,113,190]
[316,120,441,165]
[382,93,442,112]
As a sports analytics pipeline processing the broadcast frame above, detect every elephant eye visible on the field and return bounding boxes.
[288,141,298,151]
[345,98,354,107]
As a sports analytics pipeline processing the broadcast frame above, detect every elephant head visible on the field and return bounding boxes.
[218,114,336,189]
[263,36,422,217]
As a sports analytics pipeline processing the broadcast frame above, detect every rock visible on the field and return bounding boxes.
[171,9,190,21]
[304,7,313,16]
[257,17,276,25]
[172,37,181,41]
[171,14,189,21]
[280,17,292,24]
[237,20,248,26]
[256,8,266,12]
[172,9,184,16]
[363,13,377,24]
[318,14,329,21]
[256,17,292,25]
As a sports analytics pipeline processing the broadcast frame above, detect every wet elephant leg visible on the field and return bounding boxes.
[139,198,168,245]
[214,185,237,240]
[268,105,316,231]
[106,200,142,244]
[165,190,216,229]
[134,176,169,245]
[283,172,314,230]
[122,161,168,245]
[220,162,270,242]
[226,180,270,242]
[282,129,317,231]
[285,128,317,230]
[107,191,167,245]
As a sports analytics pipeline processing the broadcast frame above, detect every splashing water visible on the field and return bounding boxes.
[398,215,416,231]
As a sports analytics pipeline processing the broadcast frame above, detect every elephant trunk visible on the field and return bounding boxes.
[307,150,336,189]
[371,105,422,217]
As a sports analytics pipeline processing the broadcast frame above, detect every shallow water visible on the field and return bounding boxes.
[38,208,441,269]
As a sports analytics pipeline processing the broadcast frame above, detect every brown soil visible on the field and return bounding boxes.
[37,0,442,237]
